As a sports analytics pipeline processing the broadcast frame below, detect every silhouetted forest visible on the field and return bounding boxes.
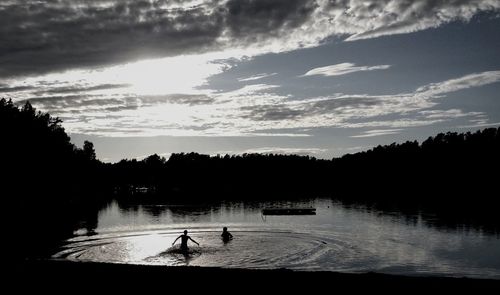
[1,98,109,261]
[2,98,499,262]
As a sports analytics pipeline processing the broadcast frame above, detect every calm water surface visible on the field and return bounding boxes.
[53,199,500,279]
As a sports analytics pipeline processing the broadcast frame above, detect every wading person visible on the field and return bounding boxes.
[172,230,199,252]
[221,227,233,242]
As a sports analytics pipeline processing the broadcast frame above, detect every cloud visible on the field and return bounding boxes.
[224,0,318,42]
[302,63,391,77]
[238,73,277,82]
[41,84,131,95]
[241,105,305,121]
[0,0,226,77]
[1,0,498,77]
[139,94,215,106]
[0,85,35,93]
[415,71,500,97]
[0,0,316,78]
[17,93,214,115]
[350,129,404,138]
[236,70,500,131]
[18,94,141,114]
[340,0,500,41]
[458,122,500,129]
[418,109,482,119]
[11,68,500,137]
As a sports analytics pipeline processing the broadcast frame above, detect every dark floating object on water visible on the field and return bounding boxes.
[262,208,316,216]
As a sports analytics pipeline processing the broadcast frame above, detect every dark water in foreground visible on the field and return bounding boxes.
[53,199,500,279]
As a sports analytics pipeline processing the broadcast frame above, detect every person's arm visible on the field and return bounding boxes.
[172,236,181,246]
[228,232,233,238]
[189,237,199,245]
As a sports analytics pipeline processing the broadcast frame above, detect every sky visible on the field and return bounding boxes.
[1,0,500,162]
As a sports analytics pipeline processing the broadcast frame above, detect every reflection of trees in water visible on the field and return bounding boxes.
[107,197,499,236]
[115,199,223,222]
[337,199,500,236]
[166,204,227,223]
[117,200,140,214]
[111,198,318,224]
[141,205,167,217]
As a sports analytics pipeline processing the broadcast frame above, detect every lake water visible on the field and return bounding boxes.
[53,199,500,279]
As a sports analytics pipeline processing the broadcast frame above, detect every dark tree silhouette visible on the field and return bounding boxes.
[1,98,109,261]
[83,140,97,161]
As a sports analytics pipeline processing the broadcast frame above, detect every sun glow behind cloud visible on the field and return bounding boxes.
[106,55,226,96]
[7,52,239,99]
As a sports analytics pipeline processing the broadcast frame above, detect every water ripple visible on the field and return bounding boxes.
[51,226,500,279]
[53,227,367,271]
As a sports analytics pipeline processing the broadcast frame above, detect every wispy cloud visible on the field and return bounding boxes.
[418,109,482,119]
[415,71,500,97]
[458,122,500,129]
[235,70,500,133]
[8,68,500,137]
[350,129,404,138]
[40,84,131,95]
[238,73,277,82]
[301,63,391,77]
[341,1,500,42]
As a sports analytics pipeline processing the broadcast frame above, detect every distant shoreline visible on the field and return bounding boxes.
[11,259,500,291]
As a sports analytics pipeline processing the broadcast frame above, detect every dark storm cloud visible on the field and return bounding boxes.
[0,0,316,78]
[225,0,317,41]
[1,0,498,83]
[0,0,223,77]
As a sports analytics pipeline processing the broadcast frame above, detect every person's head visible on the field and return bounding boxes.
[223,227,227,232]
[183,230,188,235]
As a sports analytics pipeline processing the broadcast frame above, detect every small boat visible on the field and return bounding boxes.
[262,208,316,216]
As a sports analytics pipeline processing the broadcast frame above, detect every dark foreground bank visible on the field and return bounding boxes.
[11,260,500,292]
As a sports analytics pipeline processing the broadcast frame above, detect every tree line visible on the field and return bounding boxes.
[109,128,500,201]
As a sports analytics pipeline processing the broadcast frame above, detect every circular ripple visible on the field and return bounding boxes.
[53,228,367,271]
